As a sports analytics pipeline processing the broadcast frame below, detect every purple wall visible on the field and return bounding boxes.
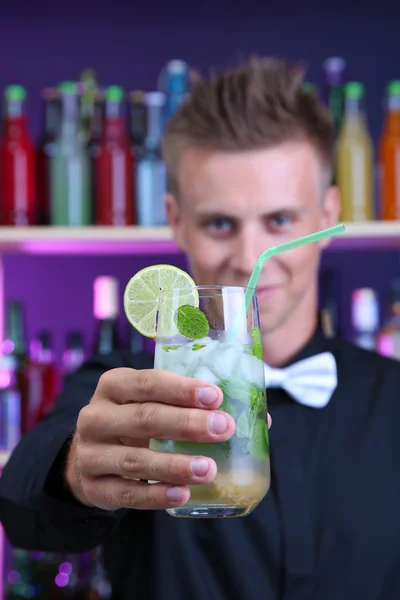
[1,1,400,361]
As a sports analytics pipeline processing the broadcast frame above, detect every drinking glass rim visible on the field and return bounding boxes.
[160,284,256,294]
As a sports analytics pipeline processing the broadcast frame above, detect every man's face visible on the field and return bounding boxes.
[167,141,340,336]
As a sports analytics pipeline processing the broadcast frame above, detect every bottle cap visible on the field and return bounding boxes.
[345,82,364,99]
[5,85,26,102]
[387,80,400,97]
[105,85,124,103]
[93,276,119,320]
[58,81,76,95]
[323,57,346,74]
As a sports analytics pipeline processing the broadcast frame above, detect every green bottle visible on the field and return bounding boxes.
[50,81,91,225]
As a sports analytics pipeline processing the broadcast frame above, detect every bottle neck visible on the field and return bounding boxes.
[3,111,29,138]
[342,97,368,132]
[344,96,363,116]
[95,318,119,355]
[89,99,104,143]
[130,100,146,148]
[384,97,400,133]
[102,101,127,141]
[60,94,79,137]
[42,99,60,142]
[145,104,163,151]
[5,305,26,357]
[5,99,24,118]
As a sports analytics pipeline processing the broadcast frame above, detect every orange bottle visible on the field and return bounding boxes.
[379,80,400,220]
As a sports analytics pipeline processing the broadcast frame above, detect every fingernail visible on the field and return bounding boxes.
[210,412,228,434]
[191,458,209,477]
[197,386,218,406]
[166,486,184,503]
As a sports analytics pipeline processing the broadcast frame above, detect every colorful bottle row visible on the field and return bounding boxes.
[0,60,191,227]
[0,276,149,451]
[317,57,400,222]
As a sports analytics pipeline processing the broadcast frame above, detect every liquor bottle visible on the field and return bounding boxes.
[0,351,20,451]
[136,92,167,225]
[93,276,120,355]
[379,80,400,220]
[351,288,379,351]
[157,59,191,125]
[62,331,85,382]
[50,81,91,226]
[129,327,145,355]
[87,90,104,224]
[377,279,400,359]
[129,90,147,156]
[323,57,346,138]
[336,82,374,222]
[79,67,98,144]
[94,86,135,226]
[23,331,61,430]
[0,85,37,225]
[2,302,29,439]
[37,88,61,225]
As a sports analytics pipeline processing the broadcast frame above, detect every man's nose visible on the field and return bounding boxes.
[230,229,266,275]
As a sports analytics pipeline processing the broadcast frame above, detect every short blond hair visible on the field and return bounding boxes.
[162,56,334,196]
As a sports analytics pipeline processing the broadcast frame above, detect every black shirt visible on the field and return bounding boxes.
[1,329,400,599]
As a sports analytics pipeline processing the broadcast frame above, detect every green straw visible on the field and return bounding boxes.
[229,223,346,338]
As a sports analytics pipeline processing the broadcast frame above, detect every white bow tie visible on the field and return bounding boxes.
[264,352,337,408]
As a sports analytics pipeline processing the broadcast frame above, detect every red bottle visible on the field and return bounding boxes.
[22,332,61,432]
[0,85,37,225]
[94,85,135,225]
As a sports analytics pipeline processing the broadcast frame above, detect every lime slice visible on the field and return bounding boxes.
[123,264,199,338]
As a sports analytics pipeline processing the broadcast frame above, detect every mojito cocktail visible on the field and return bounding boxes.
[150,285,270,518]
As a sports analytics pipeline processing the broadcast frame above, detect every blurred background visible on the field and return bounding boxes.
[1,0,400,597]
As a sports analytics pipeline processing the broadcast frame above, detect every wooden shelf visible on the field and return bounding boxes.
[0,226,179,255]
[0,222,399,254]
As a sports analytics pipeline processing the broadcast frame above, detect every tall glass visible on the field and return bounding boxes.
[150,285,270,518]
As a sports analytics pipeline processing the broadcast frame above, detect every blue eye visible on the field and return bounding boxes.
[270,214,292,226]
[208,218,232,231]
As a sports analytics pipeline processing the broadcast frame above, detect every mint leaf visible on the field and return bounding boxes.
[161,344,180,352]
[251,327,262,344]
[248,418,270,461]
[250,388,266,415]
[192,343,206,351]
[175,305,209,340]
[244,341,263,360]
[250,327,263,360]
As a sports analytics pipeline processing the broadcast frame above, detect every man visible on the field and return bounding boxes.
[1,57,400,600]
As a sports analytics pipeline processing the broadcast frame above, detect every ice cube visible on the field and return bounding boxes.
[240,353,265,386]
[192,365,219,386]
[208,343,242,381]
